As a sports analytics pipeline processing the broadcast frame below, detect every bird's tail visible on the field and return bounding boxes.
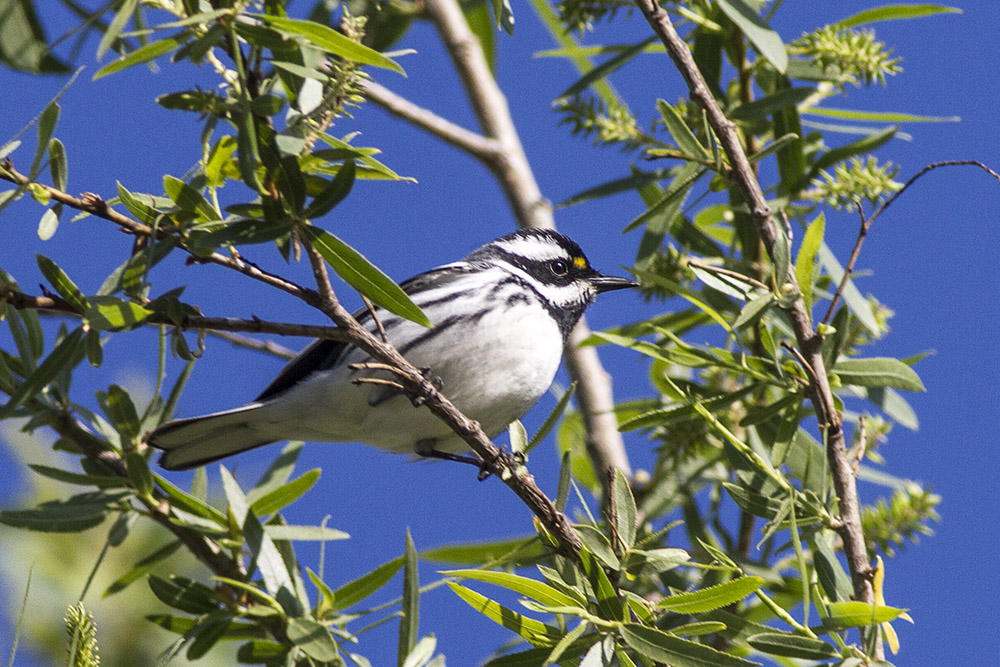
[149,404,278,471]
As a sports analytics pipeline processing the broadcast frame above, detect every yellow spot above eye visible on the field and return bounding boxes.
[573,256,588,269]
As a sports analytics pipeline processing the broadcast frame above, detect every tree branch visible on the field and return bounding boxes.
[632,0,877,622]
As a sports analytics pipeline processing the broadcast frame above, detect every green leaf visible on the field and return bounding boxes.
[153,474,227,526]
[658,576,764,613]
[100,384,141,443]
[84,296,153,331]
[399,528,419,666]
[746,632,839,659]
[794,213,825,311]
[302,225,430,327]
[264,16,404,74]
[490,0,515,35]
[115,182,163,226]
[304,159,356,218]
[835,4,962,29]
[447,582,562,646]
[27,465,126,489]
[93,36,182,80]
[817,242,880,333]
[236,640,287,663]
[809,126,898,180]
[36,208,59,240]
[804,107,960,123]
[421,537,542,564]
[612,469,637,550]
[622,163,704,234]
[0,492,119,532]
[558,167,675,209]
[441,570,581,609]
[30,101,59,178]
[97,0,137,59]
[657,100,710,159]
[733,292,774,330]
[219,467,295,606]
[620,624,760,667]
[824,600,908,629]
[557,37,656,101]
[186,611,236,660]
[715,0,787,73]
[508,419,528,456]
[0,327,85,419]
[580,547,624,621]
[249,469,320,516]
[247,441,303,502]
[125,451,153,496]
[35,254,88,312]
[148,575,219,615]
[263,525,349,541]
[104,540,183,597]
[526,383,575,453]
[328,556,404,611]
[731,87,815,123]
[833,357,925,392]
[287,617,339,662]
[163,175,217,222]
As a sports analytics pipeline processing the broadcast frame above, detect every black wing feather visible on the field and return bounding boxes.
[252,264,471,403]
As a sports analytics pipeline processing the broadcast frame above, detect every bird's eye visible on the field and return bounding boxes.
[550,259,569,276]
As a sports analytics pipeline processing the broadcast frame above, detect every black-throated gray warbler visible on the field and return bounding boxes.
[151,229,636,470]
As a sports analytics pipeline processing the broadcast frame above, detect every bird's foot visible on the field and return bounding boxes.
[415,439,492,480]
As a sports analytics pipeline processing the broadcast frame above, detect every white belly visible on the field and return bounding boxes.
[257,301,564,454]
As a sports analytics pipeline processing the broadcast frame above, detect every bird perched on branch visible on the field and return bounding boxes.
[149,229,636,470]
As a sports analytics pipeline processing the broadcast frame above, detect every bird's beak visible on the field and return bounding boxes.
[590,273,639,293]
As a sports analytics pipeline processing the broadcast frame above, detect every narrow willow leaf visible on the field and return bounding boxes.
[37,208,59,240]
[263,525,349,541]
[27,465,126,488]
[671,621,727,637]
[93,36,181,80]
[491,0,515,35]
[657,576,764,613]
[0,495,110,532]
[249,469,320,516]
[824,600,908,628]
[220,467,295,605]
[421,536,541,564]
[612,469,637,550]
[772,223,790,286]
[733,292,774,330]
[622,164,704,234]
[657,100,711,159]
[163,175,217,222]
[115,182,163,226]
[558,167,674,209]
[287,617,339,661]
[446,582,562,646]
[304,159,355,218]
[746,632,839,659]
[580,547,624,622]
[302,225,430,326]
[84,296,153,331]
[0,327,84,419]
[833,357,925,392]
[809,126,897,179]
[526,382,576,453]
[508,420,528,456]
[30,102,59,178]
[621,623,760,667]
[236,640,287,663]
[810,531,853,602]
[265,16,404,74]
[329,556,404,611]
[96,0,138,60]
[731,87,815,123]
[186,611,236,660]
[715,0,787,72]
[247,441,303,503]
[804,107,960,123]
[794,213,825,311]
[558,37,655,101]
[153,474,228,526]
[399,529,419,666]
[834,4,962,29]
[817,242,880,333]
[148,575,219,615]
[441,569,581,609]
[35,254,87,312]
[104,540,183,597]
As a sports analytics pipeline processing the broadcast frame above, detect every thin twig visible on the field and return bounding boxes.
[822,204,871,326]
[0,286,354,343]
[360,294,389,343]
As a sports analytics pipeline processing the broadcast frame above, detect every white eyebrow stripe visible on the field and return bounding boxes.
[493,236,567,262]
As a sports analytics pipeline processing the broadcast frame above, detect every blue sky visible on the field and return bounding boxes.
[2,1,997,665]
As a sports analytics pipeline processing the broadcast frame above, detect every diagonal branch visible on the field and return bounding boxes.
[632,0,877,622]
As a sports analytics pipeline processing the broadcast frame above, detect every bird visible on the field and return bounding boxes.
[149,229,637,470]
